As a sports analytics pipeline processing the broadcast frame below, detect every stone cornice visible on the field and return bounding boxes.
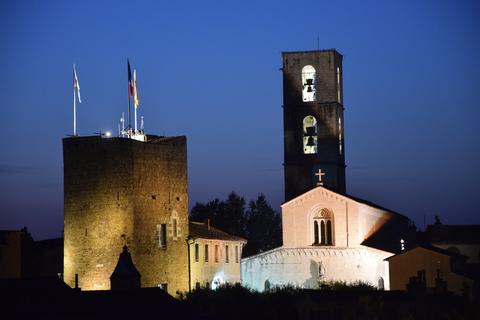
[241,246,392,265]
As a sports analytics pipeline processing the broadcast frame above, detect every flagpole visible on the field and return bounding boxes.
[128,85,131,136]
[134,106,137,133]
[73,81,77,136]
[127,60,132,137]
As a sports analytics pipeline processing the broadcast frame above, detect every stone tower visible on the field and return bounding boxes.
[63,135,189,295]
[283,49,346,202]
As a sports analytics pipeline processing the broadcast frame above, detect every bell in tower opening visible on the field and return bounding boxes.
[282,50,346,202]
[302,65,317,102]
[303,115,318,154]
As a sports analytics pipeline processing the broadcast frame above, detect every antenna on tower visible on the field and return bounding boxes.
[119,112,126,137]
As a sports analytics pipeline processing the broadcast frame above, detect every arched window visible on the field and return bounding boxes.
[313,208,334,246]
[264,280,271,291]
[326,220,332,245]
[313,221,319,244]
[378,277,384,290]
[303,116,317,154]
[320,221,326,245]
[302,65,316,102]
[338,117,342,155]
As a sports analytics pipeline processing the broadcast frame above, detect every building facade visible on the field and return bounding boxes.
[0,229,30,278]
[188,221,246,290]
[63,135,189,295]
[241,187,412,291]
[241,49,414,291]
[421,224,480,264]
[386,246,476,298]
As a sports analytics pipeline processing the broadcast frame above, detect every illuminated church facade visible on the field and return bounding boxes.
[241,50,413,291]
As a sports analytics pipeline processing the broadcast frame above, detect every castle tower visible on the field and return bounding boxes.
[63,135,189,295]
[282,50,346,201]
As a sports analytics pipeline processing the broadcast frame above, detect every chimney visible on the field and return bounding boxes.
[205,218,210,230]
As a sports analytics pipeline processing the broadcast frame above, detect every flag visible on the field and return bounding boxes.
[128,60,133,97]
[133,69,139,108]
[73,64,81,103]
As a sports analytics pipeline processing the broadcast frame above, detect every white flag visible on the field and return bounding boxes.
[73,64,81,103]
[133,69,139,108]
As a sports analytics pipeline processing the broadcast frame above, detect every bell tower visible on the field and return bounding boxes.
[283,49,346,201]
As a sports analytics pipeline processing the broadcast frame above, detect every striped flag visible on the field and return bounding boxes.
[133,69,139,108]
[128,60,133,97]
[73,64,81,103]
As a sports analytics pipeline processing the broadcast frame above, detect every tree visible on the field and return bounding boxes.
[190,192,282,257]
[190,198,222,224]
[244,194,282,256]
[190,192,247,237]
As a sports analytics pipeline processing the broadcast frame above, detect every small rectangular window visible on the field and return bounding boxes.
[159,283,168,291]
[205,244,209,262]
[158,224,167,248]
[195,243,199,262]
[215,245,219,263]
[235,245,239,263]
[225,245,229,263]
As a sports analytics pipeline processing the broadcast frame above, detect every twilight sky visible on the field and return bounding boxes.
[0,0,479,240]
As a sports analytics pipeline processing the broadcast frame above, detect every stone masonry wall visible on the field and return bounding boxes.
[63,136,189,295]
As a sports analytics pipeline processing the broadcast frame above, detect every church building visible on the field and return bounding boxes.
[241,50,414,291]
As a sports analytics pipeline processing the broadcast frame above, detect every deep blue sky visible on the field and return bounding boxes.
[1,0,479,240]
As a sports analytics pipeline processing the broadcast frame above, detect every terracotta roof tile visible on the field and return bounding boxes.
[189,221,246,242]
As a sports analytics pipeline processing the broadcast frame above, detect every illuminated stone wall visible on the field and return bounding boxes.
[63,136,189,295]
[242,246,391,291]
[189,238,244,289]
[241,186,413,291]
[282,187,412,254]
